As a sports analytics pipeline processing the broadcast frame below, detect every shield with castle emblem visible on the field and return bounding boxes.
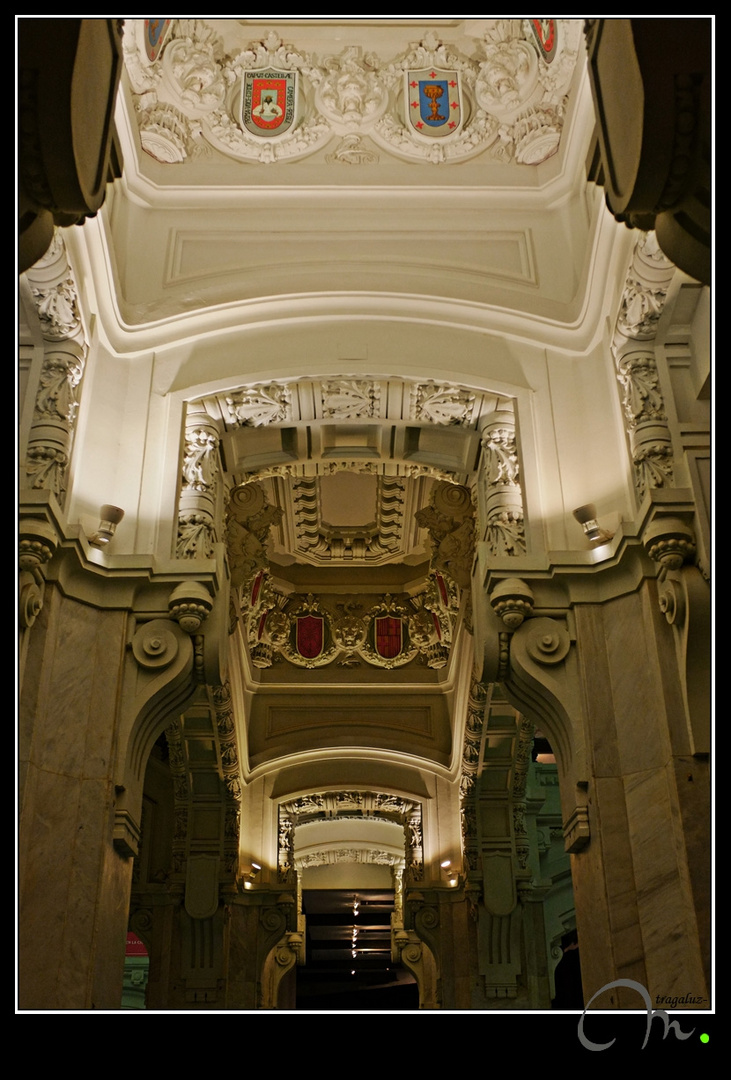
[405,67,464,139]
[242,69,297,138]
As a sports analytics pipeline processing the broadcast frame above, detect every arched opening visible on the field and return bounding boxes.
[279,792,421,1010]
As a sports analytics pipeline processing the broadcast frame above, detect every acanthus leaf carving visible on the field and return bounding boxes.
[225,384,292,427]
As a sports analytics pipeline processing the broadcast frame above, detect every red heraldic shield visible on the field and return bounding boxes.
[296,614,324,660]
[376,617,403,660]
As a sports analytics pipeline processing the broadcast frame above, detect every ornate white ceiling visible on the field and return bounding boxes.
[101,18,599,332]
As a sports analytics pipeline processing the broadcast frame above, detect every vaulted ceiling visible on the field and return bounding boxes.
[91,19,600,807]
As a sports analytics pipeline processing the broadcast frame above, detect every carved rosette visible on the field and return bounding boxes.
[479,406,526,558]
[23,234,88,504]
[177,405,223,558]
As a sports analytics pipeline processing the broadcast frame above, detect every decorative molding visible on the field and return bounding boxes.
[415,481,475,590]
[563,804,590,854]
[611,232,677,501]
[296,848,400,868]
[168,581,214,634]
[18,519,59,629]
[326,134,379,165]
[479,404,526,557]
[288,474,407,565]
[122,20,581,169]
[321,378,380,419]
[225,384,292,428]
[411,383,477,427]
[460,677,487,872]
[22,233,88,504]
[243,573,459,671]
[226,482,283,592]
[315,47,389,133]
[212,682,242,873]
[279,790,422,881]
[113,808,142,858]
[490,577,534,630]
[177,405,223,559]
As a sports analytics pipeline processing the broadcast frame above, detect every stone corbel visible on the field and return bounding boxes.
[113,807,142,858]
[505,614,588,848]
[563,791,590,854]
[643,515,710,754]
[19,519,59,628]
[392,928,440,1009]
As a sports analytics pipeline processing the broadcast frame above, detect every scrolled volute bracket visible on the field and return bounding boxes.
[489,577,535,630]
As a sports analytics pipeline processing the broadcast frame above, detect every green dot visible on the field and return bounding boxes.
[700,1033,709,1043]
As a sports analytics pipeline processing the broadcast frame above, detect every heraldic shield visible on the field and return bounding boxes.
[405,67,464,139]
[375,616,403,660]
[242,69,297,138]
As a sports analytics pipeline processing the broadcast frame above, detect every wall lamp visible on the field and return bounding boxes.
[440,859,459,887]
[573,504,614,547]
[89,505,125,548]
[240,861,262,890]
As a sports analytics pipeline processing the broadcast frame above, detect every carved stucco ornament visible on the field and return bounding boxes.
[489,577,534,629]
[177,406,222,559]
[415,481,475,590]
[315,47,389,132]
[132,620,182,670]
[611,233,677,501]
[642,515,696,571]
[23,234,88,504]
[18,519,59,629]
[168,580,214,633]
[522,619,571,666]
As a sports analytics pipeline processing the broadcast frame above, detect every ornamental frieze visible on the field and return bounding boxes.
[122,20,581,168]
[244,578,458,672]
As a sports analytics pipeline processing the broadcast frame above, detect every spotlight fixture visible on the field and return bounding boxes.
[240,861,262,890]
[573,504,614,546]
[89,505,125,548]
[440,858,460,887]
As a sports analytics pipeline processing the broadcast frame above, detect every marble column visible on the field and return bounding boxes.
[19,586,133,1009]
